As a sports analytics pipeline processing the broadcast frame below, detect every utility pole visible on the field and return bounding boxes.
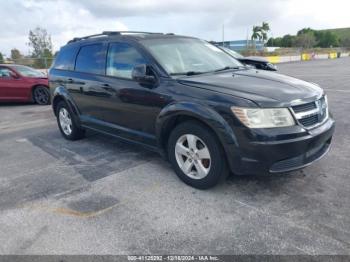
[246,27,249,49]
[222,24,225,47]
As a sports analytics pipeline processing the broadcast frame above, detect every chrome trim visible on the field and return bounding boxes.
[294,108,319,119]
[290,96,329,130]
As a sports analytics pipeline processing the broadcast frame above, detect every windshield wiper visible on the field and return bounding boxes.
[214,66,241,72]
[170,71,204,76]
[170,66,245,76]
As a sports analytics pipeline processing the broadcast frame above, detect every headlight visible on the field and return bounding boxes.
[231,107,295,128]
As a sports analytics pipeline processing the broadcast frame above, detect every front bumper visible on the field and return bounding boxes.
[228,117,335,175]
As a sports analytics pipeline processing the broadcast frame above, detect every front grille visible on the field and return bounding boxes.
[299,114,319,127]
[291,96,328,128]
[292,102,317,113]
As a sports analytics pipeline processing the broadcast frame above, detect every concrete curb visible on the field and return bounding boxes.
[266,52,349,64]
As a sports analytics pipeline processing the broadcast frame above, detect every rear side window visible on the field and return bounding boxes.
[53,45,78,70]
[106,43,146,79]
[75,44,105,75]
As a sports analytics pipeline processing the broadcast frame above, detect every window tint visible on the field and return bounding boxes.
[75,44,105,75]
[106,43,146,79]
[0,68,12,78]
[53,45,78,70]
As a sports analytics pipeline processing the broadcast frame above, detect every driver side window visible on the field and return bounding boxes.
[0,68,12,78]
[106,43,146,79]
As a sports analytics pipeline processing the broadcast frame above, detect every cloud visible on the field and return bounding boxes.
[0,0,349,56]
[0,0,129,56]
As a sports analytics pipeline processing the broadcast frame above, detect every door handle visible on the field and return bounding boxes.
[101,84,110,87]
[67,78,74,83]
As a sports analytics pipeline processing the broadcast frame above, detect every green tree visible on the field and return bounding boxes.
[281,34,296,47]
[297,28,316,36]
[266,37,274,46]
[0,52,4,63]
[266,37,282,47]
[28,27,53,68]
[296,33,316,49]
[274,37,283,46]
[10,48,23,60]
[316,31,339,47]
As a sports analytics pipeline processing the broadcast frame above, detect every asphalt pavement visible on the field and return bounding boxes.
[0,58,349,255]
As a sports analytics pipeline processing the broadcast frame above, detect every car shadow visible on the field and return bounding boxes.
[0,102,35,107]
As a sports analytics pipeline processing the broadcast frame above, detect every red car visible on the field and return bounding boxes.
[0,64,50,105]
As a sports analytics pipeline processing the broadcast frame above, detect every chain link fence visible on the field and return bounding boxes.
[4,57,55,69]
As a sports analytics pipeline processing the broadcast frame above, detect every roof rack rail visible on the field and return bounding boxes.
[103,31,164,35]
[67,31,165,44]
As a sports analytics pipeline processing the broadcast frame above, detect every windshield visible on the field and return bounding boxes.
[13,65,45,77]
[141,38,243,75]
[221,47,244,59]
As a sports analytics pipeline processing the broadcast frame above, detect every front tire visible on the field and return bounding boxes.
[168,121,228,189]
[33,86,50,105]
[56,101,85,140]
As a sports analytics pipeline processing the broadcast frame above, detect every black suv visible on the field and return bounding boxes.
[49,31,335,189]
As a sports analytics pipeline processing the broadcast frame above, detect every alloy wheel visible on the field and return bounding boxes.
[59,108,73,136]
[34,87,49,105]
[174,134,211,179]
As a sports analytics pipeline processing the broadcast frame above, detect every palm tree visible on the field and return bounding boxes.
[251,22,271,47]
[251,26,262,41]
[261,22,270,42]
[261,22,270,32]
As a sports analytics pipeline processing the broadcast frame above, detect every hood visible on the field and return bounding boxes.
[27,76,48,81]
[177,69,323,107]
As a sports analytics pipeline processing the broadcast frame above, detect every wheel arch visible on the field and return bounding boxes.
[156,102,239,170]
[51,86,81,125]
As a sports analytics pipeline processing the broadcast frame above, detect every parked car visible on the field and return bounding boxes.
[0,64,50,104]
[218,46,277,71]
[49,31,334,189]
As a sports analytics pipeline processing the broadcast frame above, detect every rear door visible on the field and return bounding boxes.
[70,43,108,121]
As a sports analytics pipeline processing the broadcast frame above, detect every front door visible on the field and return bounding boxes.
[97,42,166,144]
[0,67,28,100]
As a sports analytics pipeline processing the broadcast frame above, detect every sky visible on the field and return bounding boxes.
[0,0,349,56]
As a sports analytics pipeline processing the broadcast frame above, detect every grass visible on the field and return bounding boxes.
[320,27,350,41]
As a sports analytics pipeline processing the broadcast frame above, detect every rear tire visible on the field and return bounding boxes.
[56,101,85,140]
[168,121,228,189]
[33,86,50,105]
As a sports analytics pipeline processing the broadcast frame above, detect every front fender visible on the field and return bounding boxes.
[156,101,238,159]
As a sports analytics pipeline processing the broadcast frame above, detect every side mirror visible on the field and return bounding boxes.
[132,64,156,86]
